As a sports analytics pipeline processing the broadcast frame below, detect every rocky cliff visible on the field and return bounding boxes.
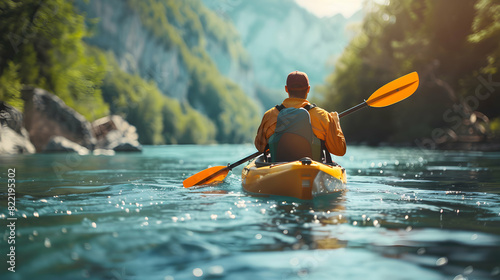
[76,0,258,103]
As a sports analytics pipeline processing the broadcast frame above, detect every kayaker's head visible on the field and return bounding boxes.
[285,71,310,99]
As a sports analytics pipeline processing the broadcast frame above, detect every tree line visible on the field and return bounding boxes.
[317,0,500,146]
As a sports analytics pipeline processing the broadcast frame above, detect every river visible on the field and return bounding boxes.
[1,145,500,280]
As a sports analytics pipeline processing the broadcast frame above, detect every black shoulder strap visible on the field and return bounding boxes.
[275,103,316,111]
[303,103,317,111]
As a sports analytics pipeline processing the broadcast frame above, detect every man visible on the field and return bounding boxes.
[254,71,346,160]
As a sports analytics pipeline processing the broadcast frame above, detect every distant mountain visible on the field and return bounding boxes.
[203,0,362,106]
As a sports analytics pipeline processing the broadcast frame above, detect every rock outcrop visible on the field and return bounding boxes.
[0,102,35,154]
[43,136,90,155]
[21,87,96,152]
[0,87,143,155]
[92,115,142,152]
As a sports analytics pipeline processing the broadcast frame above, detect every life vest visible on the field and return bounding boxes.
[268,104,322,162]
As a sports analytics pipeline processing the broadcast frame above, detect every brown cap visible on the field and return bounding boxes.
[286,71,309,91]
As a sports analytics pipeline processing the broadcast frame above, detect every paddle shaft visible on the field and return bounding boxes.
[228,151,262,169]
[338,101,368,118]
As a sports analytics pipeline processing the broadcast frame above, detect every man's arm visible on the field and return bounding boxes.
[324,111,346,156]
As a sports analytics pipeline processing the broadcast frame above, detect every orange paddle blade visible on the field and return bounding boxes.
[183,166,229,188]
[366,72,419,108]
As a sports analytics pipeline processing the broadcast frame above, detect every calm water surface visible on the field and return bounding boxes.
[1,145,500,280]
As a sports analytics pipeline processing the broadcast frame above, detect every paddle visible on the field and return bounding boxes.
[183,71,419,188]
[183,151,261,188]
[339,72,419,117]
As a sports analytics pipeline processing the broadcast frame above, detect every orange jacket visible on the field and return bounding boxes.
[254,98,346,156]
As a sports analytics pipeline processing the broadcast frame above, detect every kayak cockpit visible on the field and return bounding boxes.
[242,156,347,200]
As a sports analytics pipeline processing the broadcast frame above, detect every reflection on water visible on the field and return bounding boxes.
[0,145,499,279]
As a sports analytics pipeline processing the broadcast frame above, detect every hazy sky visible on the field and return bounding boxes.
[295,0,363,18]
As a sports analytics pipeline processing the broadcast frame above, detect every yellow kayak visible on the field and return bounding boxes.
[241,156,347,200]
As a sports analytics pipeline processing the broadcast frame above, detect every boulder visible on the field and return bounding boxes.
[0,102,35,154]
[21,87,96,152]
[92,115,142,152]
[43,136,90,155]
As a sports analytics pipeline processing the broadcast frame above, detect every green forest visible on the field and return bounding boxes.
[317,0,500,146]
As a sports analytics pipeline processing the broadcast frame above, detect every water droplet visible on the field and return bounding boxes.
[417,248,426,255]
[436,257,448,266]
[471,234,478,240]
[33,212,39,217]
[91,222,97,228]
[453,274,466,280]
[464,266,473,275]
[255,234,262,240]
[44,238,51,248]
[193,268,203,277]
